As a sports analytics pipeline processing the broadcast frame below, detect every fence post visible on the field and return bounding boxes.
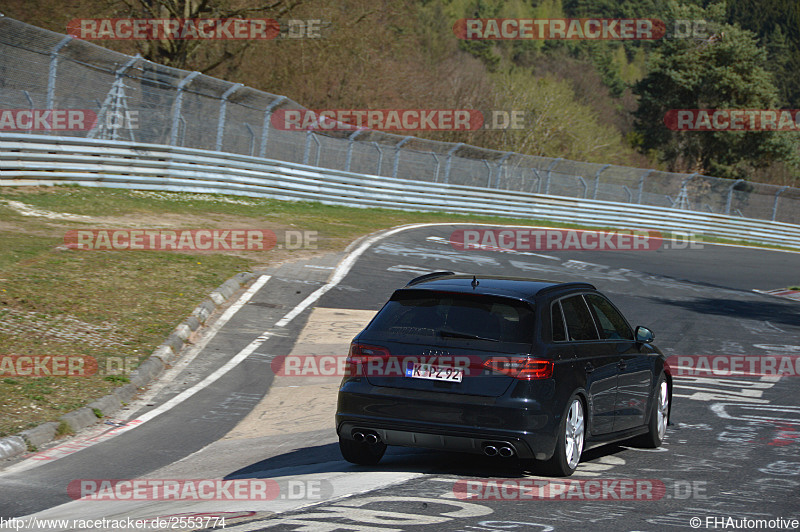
[493,152,513,188]
[23,91,34,135]
[373,142,383,175]
[303,129,314,165]
[544,158,562,195]
[258,96,286,158]
[431,153,441,182]
[531,168,542,193]
[444,143,464,184]
[576,177,588,198]
[88,54,141,141]
[111,55,141,141]
[725,179,744,215]
[622,186,632,202]
[592,164,611,200]
[345,129,365,172]
[772,186,788,221]
[637,169,653,204]
[392,137,412,178]
[215,83,243,152]
[46,35,73,121]
[170,71,200,146]
[674,173,698,209]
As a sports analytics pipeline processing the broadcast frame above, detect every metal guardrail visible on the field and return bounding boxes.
[2,15,799,226]
[2,133,799,248]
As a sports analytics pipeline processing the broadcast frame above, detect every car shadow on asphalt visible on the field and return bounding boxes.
[225,440,633,480]
[647,296,800,328]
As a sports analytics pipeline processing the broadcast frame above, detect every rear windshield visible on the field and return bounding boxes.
[365,290,535,344]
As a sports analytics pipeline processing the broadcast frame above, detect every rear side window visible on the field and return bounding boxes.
[551,301,566,342]
[585,293,633,340]
[366,291,535,344]
[559,295,599,341]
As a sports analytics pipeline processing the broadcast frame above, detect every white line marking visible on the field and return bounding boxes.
[99,273,273,430]
[425,235,560,260]
[274,223,438,328]
[0,275,270,474]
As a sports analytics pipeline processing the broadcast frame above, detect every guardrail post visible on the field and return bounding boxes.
[46,35,73,114]
[544,158,562,195]
[258,96,286,158]
[592,164,611,200]
[772,186,788,221]
[637,169,653,204]
[444,143,464,184]
[345,129,365,172]
[392,136,413,178]
[215,83,243,152]
[725,179,744,215]
[170,71,200,146]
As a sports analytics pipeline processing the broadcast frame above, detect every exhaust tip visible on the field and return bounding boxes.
[483,445,498,456]
[365,433,379,444]
[499,446,514,457]
[353,432,365,442]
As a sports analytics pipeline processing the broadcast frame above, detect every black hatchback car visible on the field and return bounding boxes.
[335,273,671,476]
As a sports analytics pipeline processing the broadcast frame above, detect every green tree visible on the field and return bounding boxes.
[632,5,799,178]
[727,0,800,107]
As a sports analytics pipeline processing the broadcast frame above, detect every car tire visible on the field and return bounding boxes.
[541,393,585,477]
[634,374,669,448]
[339,436,387,465]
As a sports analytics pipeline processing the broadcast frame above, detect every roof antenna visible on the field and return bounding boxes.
[471,275,479,289]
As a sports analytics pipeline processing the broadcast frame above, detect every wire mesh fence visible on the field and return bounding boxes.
[1,15,798,224]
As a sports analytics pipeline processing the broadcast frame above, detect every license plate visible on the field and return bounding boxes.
[405,362,463,382]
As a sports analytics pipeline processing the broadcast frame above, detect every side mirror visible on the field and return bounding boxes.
[635,326,655,343]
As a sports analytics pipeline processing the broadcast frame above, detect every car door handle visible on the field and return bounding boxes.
[618,360,627,370]
[584,363,595,374]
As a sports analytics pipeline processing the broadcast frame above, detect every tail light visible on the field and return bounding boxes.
[484,356,553,380]
[345,342,392,377]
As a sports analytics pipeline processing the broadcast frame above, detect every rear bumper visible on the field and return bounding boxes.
[336,380,560,460]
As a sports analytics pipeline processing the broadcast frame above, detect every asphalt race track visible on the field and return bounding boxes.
[1,223,799,532]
